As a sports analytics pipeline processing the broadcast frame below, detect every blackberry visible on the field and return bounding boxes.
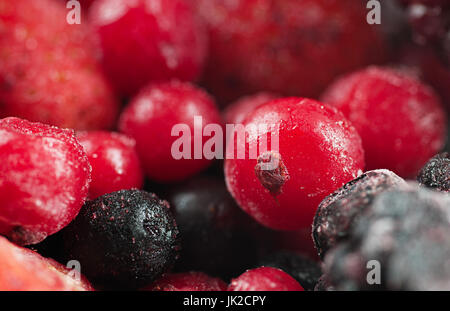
[257,251,321,290]
[61,190,180,289]
[324,185,450,290]
[417,152,449,192]
[314,274,335,291]
[313,170,406,259]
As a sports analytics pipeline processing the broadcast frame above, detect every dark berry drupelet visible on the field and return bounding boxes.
[61,190,180,289]
[313,169,406,259]
[314,274,335,291]
[257,251,321,291]
[417,152,449,192]
[166,176,262,280]
[324,185,450,290]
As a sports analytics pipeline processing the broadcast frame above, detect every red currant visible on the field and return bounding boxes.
[224,98,364,231]
[77,131,143,199]
[0,117,91,245]
[228,267,304,291]
[321,66,447,178]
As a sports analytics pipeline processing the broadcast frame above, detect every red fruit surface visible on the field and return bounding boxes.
[89,0,207,97]
[0,236,93,291]
[0,0,119,130]
[119,81,222,182]
[148,272,227,291]
[223,92,279,125]
[77,131,143,199]
[224,98,365,231]
[228,267,304,291]
[321,66,447,178]
[0,117,91,245]
[192,0,386,103]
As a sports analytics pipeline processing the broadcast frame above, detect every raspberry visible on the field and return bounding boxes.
[89,0,207,97]
[119,81,222,182]
[313,169,406,259]
[228,267,304,291]
[147,272,227,291]
[223,93,279,125]
[192,0,386,103]
[166,176,261,279]
[77,131,144,199]
[0,117,90,245]
[0,236,93,291]
[0,0,119,130]
[417,152,449,192]
[61,190,180,289]
[324,185,450,290]
[257,251,322,291]
[224,98,365,231]
[321,66,448,178]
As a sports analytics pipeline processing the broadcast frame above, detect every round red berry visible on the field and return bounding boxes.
[223,92,279,125]
[228,267,304,291]
[119,81,222,182]
[192,0,386,103]
[321,66,448,178]
[224,98,365,231]
[89,0,207,97]
[77,131,144,199]
[148,272,227,291]
[0,0,119,130]
[0,117,91,245]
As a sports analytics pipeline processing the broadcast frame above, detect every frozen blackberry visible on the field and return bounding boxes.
[417,152,449,192]
[324,185,450,290]
[61,190,180,289]
[167,176,261,280]
[313,170,406,259]
[257,251,321,291]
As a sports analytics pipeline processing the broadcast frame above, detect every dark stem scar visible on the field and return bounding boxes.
[255,151,289,196]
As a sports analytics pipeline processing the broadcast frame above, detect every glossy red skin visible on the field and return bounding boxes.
[0,0,119,130]
[0,117,91,245]
[0,236,93,291]
[119,81,222,182]
[321,66,448,178]
[224,98,365,231]
[148,272,227,291]
[77,131,144,200]
[89,0,207,97]
[192,0,386,103]
[228,267,303,291]
[223,93,279,125]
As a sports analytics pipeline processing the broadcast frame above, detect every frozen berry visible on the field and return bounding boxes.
[321,66,447,178]
[257,251,321,291]
[147,272,227,291]
[0,236,92,291]
[119,81,222,182]
[77,131,144,199]
[324,185,450,290]
[166,176,260,279]
[89,0,207,97]
[0,117,90,245]
[229,267,304,291]
[417,152,449,192]
[224,98,365,231]
[61,190,180,289]
[0,0,119,130]
[313,169,406,259]
[192,0,385,103]
[223,93,279,125]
